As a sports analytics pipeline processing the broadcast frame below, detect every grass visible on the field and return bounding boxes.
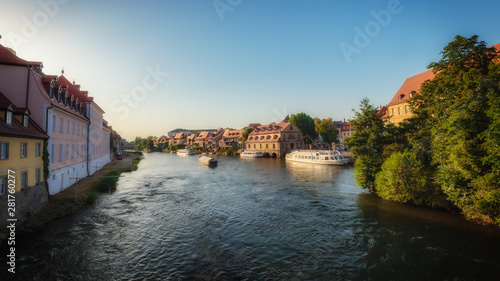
[15,155,143,235]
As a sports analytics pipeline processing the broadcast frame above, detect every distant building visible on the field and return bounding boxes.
[340,120,354,143]
[220,129,244,149]
[167,128,216,136]
[245,117,304,157]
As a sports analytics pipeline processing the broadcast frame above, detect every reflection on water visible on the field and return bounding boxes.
[2,152,500,280]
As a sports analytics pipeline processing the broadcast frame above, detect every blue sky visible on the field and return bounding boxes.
[1,0,499,140]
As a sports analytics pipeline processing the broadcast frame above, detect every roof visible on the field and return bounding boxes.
[42,74,90,120]
[0,92,48,139]
[388,43,500,107]
[223,129,243,139]
[196,131,211,139]
[0,43,42,67]
[249,123,289,136]
[388,69,435,106]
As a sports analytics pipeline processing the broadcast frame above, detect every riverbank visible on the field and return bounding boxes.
[6,154,140,237]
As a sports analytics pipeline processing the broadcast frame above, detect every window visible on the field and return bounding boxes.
[78,124,80,135]
[72,121,75,134]
[35,168,41,184]
[23,115,29,127]
[67,120,70,133]
[35,143,41,157]
[273,144,275,149]
[77,145,79,158]
[72,144,74,159]
[0,177,6,195]
[405,105,409,114]
[1,142,9,160]
[266,144,268,148]
[66,144,69,160]
[60,117,64,133]
[6,111,13,125]
[21,172,27,188]
[392,108,395,116]
[21,142,27,158]
[398,107,402,115]
[52,114,57,132]
[59,144,63,162]
[51,144,55,163]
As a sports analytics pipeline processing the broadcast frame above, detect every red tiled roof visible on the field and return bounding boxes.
[249,123,288,136]
[388,70,435,106]
[388,43,500,107]
[0,44,42,67]
[0,92,48,139]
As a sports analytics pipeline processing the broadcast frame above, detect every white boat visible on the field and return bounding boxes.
[177,149,196,156]
[240,150,264,158]
[199,156,218,167]
[285,150,349,165]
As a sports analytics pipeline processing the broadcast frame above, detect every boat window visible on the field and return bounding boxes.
[324,157,329,160]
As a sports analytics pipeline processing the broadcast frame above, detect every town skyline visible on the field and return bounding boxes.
[1,0,499,140]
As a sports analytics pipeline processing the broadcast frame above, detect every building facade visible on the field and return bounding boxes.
[245,120,304,157]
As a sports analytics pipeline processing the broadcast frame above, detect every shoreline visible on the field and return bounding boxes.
[0,153,141,241]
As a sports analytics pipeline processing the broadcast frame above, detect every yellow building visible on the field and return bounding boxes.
[0,93,48,194]
[386,69,435,125]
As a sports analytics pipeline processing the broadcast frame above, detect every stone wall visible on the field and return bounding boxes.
[0,183,49,229]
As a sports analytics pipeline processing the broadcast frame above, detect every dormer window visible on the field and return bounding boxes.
[409,91,415,98]
[398,94,405,101]
[23,115,29,128]
[6,111,13,125]
[49,87,54,98]
[57,86,62,102]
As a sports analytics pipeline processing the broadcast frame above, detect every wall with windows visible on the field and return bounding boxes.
[387,102,412,125]
[0,136,45,193]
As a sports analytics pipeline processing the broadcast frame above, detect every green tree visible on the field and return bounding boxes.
[416,35,500,223]
[241,127,254,143]
[345,98,385,192]
[289,112,318,143]
[314,118,338,147]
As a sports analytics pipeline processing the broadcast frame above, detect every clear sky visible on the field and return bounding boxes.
[1,0,499,140]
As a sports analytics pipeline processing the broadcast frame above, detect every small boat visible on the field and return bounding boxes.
[199,156,218,167]
[240,150,264,158]
[177,149,196,156]
[285,150,349,166]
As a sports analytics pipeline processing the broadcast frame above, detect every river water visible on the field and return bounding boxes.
[2,152,500,280]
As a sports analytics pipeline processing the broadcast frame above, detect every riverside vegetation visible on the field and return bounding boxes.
[347,35,500,226]
[17,152,143,234]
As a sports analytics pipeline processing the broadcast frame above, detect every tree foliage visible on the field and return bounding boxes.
[353,35,500,226]
[314,118,338,146]
[241,127,254,143]
[345,98,385,192]
[289,112,318,143]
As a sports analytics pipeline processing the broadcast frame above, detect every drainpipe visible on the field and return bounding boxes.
[25,66,31,108]
[44,104,53,200]
[87,118,91,176]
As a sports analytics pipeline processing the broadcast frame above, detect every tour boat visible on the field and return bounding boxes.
[199,156,218,167]
[240,150,264,158]
[285,150,349,165]
[177,149,196,156]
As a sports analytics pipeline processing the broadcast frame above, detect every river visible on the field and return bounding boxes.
[2,152,500,280]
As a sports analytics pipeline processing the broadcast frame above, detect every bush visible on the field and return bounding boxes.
[95,171,121,192]
[375,152,449,207]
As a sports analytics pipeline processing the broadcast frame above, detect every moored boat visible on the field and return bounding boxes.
[199,156,218,167]
[285,150,349,165]
[240,150,264,158]
[177,149,196,156]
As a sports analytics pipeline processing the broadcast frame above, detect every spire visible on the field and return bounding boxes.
[61,67,65,75]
